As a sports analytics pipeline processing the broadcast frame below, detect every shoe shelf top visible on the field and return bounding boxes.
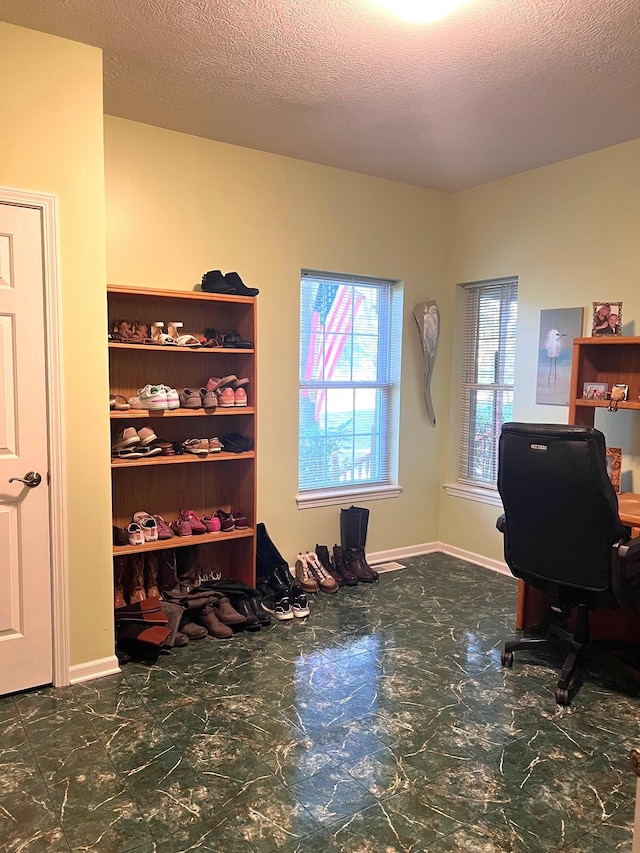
[112,526,255,556]
[108,342,254,353]
[107,284,256,304]
[110,408,255,419]
[111,451,255,469]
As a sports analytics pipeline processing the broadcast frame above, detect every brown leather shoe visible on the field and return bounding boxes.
[306,551,339,593]
[339,546,375,583]
[294,552,319,593]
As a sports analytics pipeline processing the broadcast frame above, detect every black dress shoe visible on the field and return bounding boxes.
[224,271,259,296]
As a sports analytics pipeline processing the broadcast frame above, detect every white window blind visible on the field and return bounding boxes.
[459,278,518,487]
[298,271,401,496]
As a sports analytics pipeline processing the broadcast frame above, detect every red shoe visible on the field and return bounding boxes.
[179,509,207,535]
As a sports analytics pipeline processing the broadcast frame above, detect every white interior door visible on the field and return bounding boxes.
[0,201,52,695]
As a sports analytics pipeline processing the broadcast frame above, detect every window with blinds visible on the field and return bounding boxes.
[459,278,518,487]
[298,270,401,496]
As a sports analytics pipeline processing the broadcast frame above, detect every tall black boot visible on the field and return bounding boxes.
[340,505,369,552]
[256,522,289,570]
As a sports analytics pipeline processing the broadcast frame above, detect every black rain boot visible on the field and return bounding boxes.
[256,522,289,570]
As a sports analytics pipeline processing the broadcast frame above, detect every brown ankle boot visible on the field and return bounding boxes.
[197,604,233,638]
[347,547,378,582]
[213,595,247,625]
[315,544,343,586]
[113,556,128,609]
[332,545,359,586]
[144,552,160,599]
[128,553,147,603]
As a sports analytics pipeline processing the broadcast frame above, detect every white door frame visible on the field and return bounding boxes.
[1,186,69,688]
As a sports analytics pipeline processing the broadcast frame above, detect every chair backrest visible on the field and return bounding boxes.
[497,422,626,592]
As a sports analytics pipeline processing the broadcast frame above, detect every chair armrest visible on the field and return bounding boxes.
[614,535,640,563]
[496,513,506,534]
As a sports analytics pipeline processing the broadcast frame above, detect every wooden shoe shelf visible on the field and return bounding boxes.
[108,284,257,585]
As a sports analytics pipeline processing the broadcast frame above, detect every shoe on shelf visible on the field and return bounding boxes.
[171,517,192,537]
[205,375,237,392]
[178,509,207,535]
[200,387,218,409]
[113,525,129,546]
[217,387,236,408]
[179,388,201,409]
[109,394,130,411]
[158,385,180,409]
[230,377,250,389]
[137,427,157,446]
[306,552,339,593]
[294,553,319,593]
[208,437,222,453]
[200,270,236,294]
[201,514,221,533]
[166,321,183,341]
[153,514,174,540]
[224,271,260,297]
[231,510,248,529]
[234,387,248,406]
[182,438,209,457]
[138,384,169,410]
[213,509,235,532]
[132,511,158,542]
[127,521,145,546]
[112,427,140,450]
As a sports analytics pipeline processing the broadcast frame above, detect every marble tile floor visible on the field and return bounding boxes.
[2,552,640,853]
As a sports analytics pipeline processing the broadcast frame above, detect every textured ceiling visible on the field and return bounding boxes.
[1,0,639,191]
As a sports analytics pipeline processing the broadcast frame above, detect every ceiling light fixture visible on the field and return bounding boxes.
[372,0,469,24]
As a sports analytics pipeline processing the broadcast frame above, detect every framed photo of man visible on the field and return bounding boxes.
[592,301,622,336]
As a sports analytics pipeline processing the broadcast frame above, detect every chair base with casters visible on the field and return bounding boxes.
[496,422,640,707]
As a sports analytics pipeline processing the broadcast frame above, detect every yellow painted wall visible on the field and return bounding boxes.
[104,117,449,560]
[440,140,640,560]
[0,24,112,667]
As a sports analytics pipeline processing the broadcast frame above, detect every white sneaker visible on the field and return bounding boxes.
[138,384,168,410]
[158,385,180,409]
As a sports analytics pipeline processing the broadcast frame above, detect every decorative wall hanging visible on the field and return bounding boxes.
[535,307,584,406]
[413,300,440,426]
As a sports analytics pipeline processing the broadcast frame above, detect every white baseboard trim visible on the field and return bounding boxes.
[437,542,513,578]
[367,541,512,579]
[69,655,120,685]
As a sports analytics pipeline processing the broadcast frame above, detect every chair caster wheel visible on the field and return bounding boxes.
[555,688,570,706]
[501,651,514,667]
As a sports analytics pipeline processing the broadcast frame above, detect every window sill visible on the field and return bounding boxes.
[297,484,403,510]
[442,482,503,508]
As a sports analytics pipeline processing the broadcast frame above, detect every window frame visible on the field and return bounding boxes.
[296,270,403,509]
[455,277,518,495]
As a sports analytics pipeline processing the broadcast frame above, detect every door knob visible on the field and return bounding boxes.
[8,471,42,488]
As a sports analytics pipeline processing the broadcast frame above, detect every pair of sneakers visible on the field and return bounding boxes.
[130,384,179,410]
[182,437,222,456]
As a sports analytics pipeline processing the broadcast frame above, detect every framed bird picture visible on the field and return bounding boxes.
[535,307,584,406]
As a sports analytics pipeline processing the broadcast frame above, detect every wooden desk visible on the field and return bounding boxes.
[516,492,640,633]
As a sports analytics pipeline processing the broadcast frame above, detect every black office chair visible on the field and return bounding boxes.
[496,422,640,705]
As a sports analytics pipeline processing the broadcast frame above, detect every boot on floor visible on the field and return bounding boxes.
[315,544,344,587]
[331,545,359,586]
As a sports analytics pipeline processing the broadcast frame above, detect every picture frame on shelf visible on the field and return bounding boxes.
[592,301,623,336]
[606,447,622,493]
[582,382,608,400]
